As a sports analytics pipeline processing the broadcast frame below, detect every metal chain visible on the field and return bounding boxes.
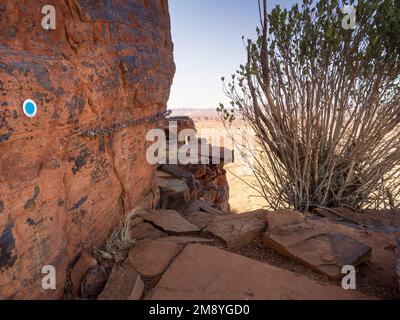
[80,109,172,137]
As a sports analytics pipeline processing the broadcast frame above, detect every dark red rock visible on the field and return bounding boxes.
[139,209,200,234]
[80,265,109,299]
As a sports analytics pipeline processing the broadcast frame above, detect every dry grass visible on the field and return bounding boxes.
[103,207,148,260]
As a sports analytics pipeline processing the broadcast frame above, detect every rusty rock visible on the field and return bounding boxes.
[0,0,175,299]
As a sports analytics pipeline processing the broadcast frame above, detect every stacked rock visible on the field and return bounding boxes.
[155,116,233,212]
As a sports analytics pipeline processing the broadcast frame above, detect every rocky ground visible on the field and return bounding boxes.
[66,205,400,300]
[64,116,400,300]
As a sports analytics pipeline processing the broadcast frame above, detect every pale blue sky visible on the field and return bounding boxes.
[168,0,297,109]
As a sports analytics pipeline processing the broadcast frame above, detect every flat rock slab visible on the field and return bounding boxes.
[205,210,267,249]
[149,244,371,300]
[181,211,217,230]
[98,265,144,300]
[123,239,183,278]
[264,210,372,279]
[131,222,167,240]
[139,209,200,233]
[314,219,400,290]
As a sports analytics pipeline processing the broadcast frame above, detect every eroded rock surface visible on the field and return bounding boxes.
[0,0,174,299]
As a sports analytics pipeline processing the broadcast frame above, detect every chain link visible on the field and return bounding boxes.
[80,109,172,138]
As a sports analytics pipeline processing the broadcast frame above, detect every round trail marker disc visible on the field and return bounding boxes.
[22,99,37,118]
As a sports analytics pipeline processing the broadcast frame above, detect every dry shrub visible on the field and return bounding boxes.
[220,0,400,211]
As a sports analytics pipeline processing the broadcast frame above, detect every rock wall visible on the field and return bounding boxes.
[0,0,175,299]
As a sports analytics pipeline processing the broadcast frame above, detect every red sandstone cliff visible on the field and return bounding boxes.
[0,0,175,299]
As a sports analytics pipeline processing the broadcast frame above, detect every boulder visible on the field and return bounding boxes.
[139,209,200,233]
[264,210,372,279]
[70,253,97,297]
[205,210,267,249]
[98,265,144,300]
[123,239,183,278]
[149,244,372,300]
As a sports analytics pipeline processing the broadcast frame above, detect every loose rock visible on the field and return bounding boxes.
[98,265,144,300]
[131,222,166,240]
[139,209,200,234]
[181,211,217,230]
[264,210,372,279]
[123,239,183,278]
[80,265,109,299]
[205,210,267,249]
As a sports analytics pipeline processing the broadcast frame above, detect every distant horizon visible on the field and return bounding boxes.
[167,0,296,110]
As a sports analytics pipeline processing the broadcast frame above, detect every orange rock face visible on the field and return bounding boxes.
[0,0,175,299]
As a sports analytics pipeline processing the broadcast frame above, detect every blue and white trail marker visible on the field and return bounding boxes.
[22,99,38,118]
